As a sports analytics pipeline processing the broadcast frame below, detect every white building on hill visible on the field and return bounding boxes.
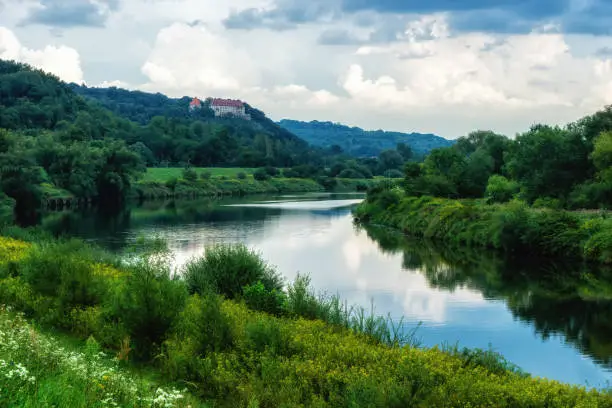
[208,98,250,120]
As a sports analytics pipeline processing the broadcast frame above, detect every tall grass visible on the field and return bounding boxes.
[2,234,611,406]
[284,274,421,348]
[183,248,421,348]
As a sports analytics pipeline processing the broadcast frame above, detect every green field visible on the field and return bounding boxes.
[143,167,257,183]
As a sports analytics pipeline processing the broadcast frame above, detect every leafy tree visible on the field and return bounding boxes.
[485,175,520,203]
[129,142,156,166]
[404,162,421,180]
[264,166,279,177]
[592,131,612,181]
[0,142,45,209]
[253,168,271,181]
[378,149,404,173]
[423,147,466,182]
[505,125,590,202]
[459,149,494,197]
[95,141,145,203]
[396,143,413,161]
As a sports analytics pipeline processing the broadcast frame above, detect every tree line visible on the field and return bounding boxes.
[403,108,612,209]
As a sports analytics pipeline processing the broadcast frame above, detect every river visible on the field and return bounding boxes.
[37,193,612,389]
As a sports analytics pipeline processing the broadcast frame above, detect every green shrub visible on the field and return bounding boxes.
[485,175,520,204]
[0,194,14,226]
[253,168,270,181]
[111,254,188,360]
[0,310,193,408]
[264,166,279,177]
[200,171,212,180]
[568,181,612,210]
[244,317,294,356]
[583,220,612,263]
[17,240,110,313]
[163,293,234,379]
[338,168,364,179]
[533,197,563,209]
[182,168,198,182]
[236,172,247,180]
[282,168,299,178]
[373,189,402,210]
[283,274,320,319]
[183,244,283,299]
[243,281,286,316]
[165,177,178,191]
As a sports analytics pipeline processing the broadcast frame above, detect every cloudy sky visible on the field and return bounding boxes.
[1,0,612,138]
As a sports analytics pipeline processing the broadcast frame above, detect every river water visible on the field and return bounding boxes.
[38,193,612,388]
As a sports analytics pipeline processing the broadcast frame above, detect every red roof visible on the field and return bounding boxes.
[210,98,243,108]
[190,97,202,107]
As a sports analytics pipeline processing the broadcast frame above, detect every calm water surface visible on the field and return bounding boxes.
[39,193,612,388]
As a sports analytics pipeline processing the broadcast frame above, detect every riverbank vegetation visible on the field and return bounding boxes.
[133,176,325,200]
[134,167,380,199]
[355,105,612,262]
[1,232,610,406]
[355,193,612,263]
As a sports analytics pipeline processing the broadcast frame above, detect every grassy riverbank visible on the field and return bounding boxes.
[143,167,258,183]
[0,232,611,406]
[354,188,612,264]
[132,177,324,199]
[132,167,394,199]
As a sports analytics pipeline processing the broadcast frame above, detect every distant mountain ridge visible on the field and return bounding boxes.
[278,119,454,157]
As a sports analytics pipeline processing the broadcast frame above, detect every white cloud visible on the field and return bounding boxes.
[93,79,131,88]
[139,22,259,96]
[593,58,612,105]
[3,2,612,137]
[0,26,84,83]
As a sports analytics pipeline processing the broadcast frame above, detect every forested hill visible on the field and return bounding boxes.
[69,85,301,146]
[278,119,454,157]
[0,59,324,169]
[0,59,337,212]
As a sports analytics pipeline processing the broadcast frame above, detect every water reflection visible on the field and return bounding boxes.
[362,225,612,379]
[36,195,612,387]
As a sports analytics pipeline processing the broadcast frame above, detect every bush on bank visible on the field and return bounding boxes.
[354,189,612,264]
[0,235,611,407]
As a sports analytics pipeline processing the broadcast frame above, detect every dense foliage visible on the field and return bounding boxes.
[401,113,612,209]
[1,234,610,407]
[278,119,454,157]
